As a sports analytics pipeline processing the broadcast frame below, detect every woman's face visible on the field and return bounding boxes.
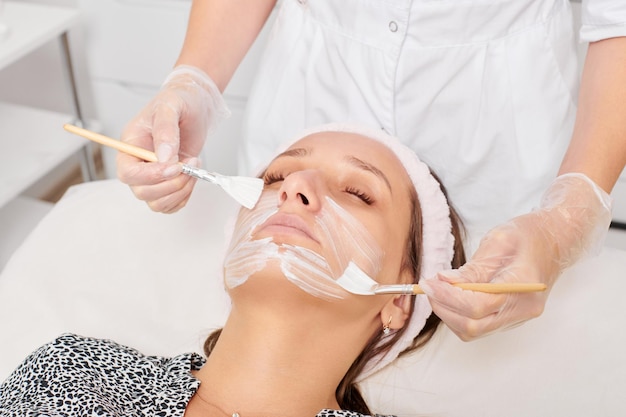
[224,131,414,301]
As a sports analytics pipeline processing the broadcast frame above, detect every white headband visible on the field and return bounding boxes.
[272,123,455,381]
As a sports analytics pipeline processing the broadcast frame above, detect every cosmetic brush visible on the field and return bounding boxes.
[337,262,547,295]
[63,124,263,209]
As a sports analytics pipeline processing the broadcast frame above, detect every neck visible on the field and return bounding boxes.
[190,296,376,416]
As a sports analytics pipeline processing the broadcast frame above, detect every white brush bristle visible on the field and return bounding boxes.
[336,262,378,295]
[216,176,264,209]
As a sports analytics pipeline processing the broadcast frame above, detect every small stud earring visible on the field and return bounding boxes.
[383,316,393,335]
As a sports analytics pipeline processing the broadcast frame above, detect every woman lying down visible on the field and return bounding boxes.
[0,124,465,417]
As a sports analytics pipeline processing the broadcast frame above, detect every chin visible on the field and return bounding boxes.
[227,267,348,307]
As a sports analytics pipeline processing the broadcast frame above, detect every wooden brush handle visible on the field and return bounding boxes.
[64,124,158,162]
[412,282,547,294]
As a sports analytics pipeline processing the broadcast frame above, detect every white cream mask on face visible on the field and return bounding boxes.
[223,190,384,301]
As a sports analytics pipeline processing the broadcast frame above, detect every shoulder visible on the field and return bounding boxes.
[7,333,146,364]
[19,333,205,371]
[4,333,205,380]
[1,333,204,416]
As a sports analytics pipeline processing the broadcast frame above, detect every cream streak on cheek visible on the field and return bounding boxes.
[223,190,384,301]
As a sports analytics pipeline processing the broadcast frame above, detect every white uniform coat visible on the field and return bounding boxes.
[240,0,626,236]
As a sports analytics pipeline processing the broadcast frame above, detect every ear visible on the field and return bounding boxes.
[380,268,414,330]
[380,294,412,330]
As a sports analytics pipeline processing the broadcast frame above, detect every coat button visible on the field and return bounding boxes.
[389,21,398,32]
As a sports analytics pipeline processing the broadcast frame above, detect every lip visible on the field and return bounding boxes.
[255,212,319,243]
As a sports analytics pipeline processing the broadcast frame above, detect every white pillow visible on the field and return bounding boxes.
[1,179,625,416]
[362,246,626,416]
[0,180,234,375]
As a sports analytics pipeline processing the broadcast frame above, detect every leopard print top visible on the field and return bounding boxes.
[0,334,393,417]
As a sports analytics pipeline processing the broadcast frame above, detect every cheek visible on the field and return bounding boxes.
[222,191,279,289]
[314,198,385,279]
[374,210,412,284]
[229,191,278,245]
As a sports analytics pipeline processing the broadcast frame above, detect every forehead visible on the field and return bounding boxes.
[290,131,389,153]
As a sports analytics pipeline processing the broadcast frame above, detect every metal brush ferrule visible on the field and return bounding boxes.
[373,284,416,295]
[181,164,216,183]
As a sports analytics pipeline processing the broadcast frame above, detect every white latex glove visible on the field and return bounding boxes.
[421,173,613,341]
[117,65,230,213]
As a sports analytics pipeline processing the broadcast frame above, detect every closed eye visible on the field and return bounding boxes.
[265,170,374,205]
[263,171,285,185]
[345,186,374,205]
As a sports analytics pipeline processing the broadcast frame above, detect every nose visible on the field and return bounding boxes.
[277,170,322,211]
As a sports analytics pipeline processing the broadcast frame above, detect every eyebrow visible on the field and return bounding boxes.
[345,156,392,194]
[273,147,392,193]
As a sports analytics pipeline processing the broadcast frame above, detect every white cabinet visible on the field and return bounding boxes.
[0,1,93,207]
[0,1,94,268]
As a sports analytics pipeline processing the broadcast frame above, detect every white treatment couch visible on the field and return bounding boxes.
[1,179,625,416]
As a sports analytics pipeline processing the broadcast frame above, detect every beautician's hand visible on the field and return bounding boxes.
[421,173,612,341]
[117,65,230,213]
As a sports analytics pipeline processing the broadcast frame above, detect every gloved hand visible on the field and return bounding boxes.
[421,173,613,341]
[117,65,230,213]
